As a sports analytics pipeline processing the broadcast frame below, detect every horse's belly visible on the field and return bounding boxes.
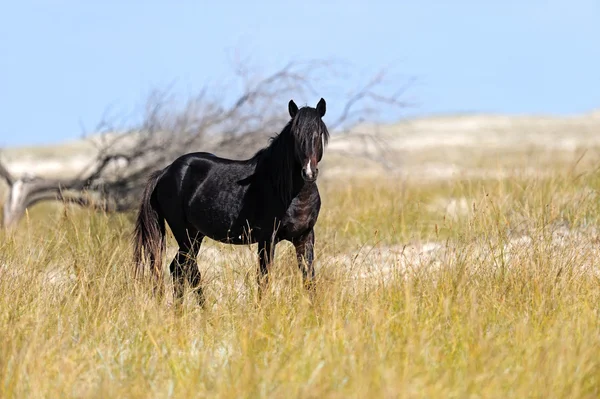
[212,235,259,245]
[208,226,260,245]
[189,207,259,245]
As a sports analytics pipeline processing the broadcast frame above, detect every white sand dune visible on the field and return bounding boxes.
[2,110,600,181]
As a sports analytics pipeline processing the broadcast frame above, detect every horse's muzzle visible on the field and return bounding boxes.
[301,166,318,182]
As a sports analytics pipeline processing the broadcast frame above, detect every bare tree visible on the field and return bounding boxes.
[0,60,412,229]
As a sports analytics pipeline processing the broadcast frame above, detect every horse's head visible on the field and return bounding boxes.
[288,98,329,183]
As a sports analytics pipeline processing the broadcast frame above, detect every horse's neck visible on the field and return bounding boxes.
[256,139,303,204]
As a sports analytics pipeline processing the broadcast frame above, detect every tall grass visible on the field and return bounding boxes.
[1,169,600,398]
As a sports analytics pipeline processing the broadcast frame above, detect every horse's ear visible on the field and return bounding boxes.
[288,100,298,118]
[316,98,326,117]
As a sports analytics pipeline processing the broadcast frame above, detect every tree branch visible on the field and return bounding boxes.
[2,58,413,228]
[331,72,415,131]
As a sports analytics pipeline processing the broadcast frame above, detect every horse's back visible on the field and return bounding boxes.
[157,151,254,198]
[179,151,248,164]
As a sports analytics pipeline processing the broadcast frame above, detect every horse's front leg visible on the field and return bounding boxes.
[293,229,315,291]
[257,238,275,299]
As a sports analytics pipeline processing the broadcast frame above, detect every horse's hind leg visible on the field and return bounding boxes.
[185,235,204,306]
[169,230,205,307]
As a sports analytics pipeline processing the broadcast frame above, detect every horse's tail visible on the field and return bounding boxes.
[133,170,166,283]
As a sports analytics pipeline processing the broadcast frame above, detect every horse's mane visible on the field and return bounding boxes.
[249,121,296,205]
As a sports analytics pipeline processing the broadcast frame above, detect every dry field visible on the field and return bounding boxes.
[1,111,600,398]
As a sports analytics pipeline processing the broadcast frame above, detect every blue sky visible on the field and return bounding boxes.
[1,0,599,147]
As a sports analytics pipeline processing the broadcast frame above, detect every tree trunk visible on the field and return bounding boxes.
[1,176,110,230]
[3,178,27,229]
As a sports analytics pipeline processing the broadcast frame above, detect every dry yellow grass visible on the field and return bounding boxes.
[2,153,600,398]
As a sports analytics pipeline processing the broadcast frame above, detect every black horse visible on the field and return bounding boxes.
[133,98,329,305]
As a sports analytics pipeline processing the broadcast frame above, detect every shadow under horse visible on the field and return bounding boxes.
[133,98,329,306]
